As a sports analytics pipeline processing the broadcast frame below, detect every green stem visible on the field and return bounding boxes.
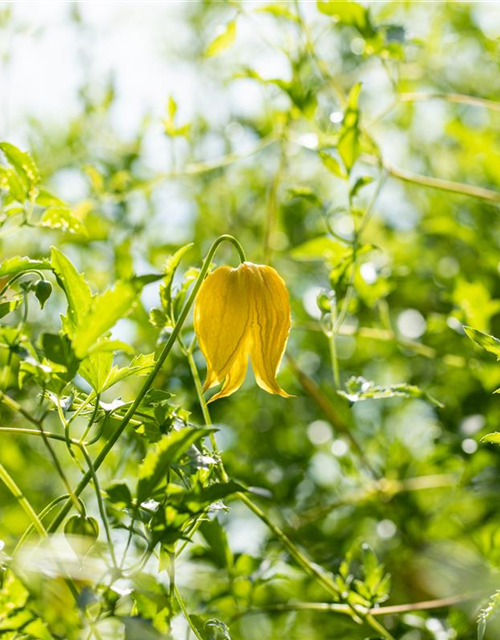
[46,234,246,534]
[0,426,81,444]
[0,391,81,513]
[0,269,44,298]
[174,585,205,640]
[362,154,500,204]
[0,461,46,537]
[79,393,101,444]
[328,307,340,389]
[79,444,118,568]
[398,91,500,112]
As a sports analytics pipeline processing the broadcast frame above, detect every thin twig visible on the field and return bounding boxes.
[399,92,500,113]
[362,155,500,205]
[235,591,481,620]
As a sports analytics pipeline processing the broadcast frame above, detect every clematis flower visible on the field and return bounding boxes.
[194,262,292,402]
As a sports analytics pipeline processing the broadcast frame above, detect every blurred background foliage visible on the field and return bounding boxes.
[2,1,500,639]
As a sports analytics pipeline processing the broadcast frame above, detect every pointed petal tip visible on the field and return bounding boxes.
[277,389,295,399]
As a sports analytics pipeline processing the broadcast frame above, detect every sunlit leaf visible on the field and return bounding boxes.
[340,376,443,408]
[137,427,212,501]
[464,326,500,359]
[40,206,86,236]
[205,20,237,57]
[72,282,137,359]
[51,247,93,336]
[0,256,51,278]
[319,152,346,179]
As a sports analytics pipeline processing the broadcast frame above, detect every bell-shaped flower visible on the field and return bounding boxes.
[194,262,292,402]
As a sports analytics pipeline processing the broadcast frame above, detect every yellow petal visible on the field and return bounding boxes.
[194,265,251,392]
[207,347,249,403]
[246,263,292,398]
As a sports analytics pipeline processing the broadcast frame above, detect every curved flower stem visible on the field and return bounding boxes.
[46,234,246,534]
[0,461,47,537]
[183,349,395,640]
[0,269,45,298]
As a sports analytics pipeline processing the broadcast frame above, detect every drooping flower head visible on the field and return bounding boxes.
[194,262,292,403]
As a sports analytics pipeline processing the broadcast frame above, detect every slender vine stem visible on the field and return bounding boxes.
[174,585,205,640]
[399,91,500,113]
[0,461,47,537]
[79,443,118,568]
[46,234,246,534]
[361,154,500,204]
[0,392,81,512]
[234,591,482,620]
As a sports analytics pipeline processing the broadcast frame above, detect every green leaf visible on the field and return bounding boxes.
[464,326,500,359]
[40,206,86,235]
[87,339,135,356]
[163,96,192,138]
[0,256,51,278]
[319,152,346,178]
[41,332,78,375]
[200,517,234,569]
[137,427,212,501]
[455,282,500,332]
[36,188,67,208]
[336,83,362,172]
[481,433,500,444]
[350,175,374,198]
[0,298,21,319]
[72,282,137,359]
[51,247,93,335]
[186,481,245,510]
[338,127,360,173]
[254,3,298,21]
[191,617,232,640]
[160,243,193,319]
[78,350,114,393]
[477,591,500,640]
[81,351,155,393]
[205,20,237,57]
[106,481,133,508]
[0,141,40,199]
[340,376,443,408]
[316,1,374,37]
[0,166,27,201]
[24,618,55,640]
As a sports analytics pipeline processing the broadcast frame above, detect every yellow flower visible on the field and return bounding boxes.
[194,261,292,403]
